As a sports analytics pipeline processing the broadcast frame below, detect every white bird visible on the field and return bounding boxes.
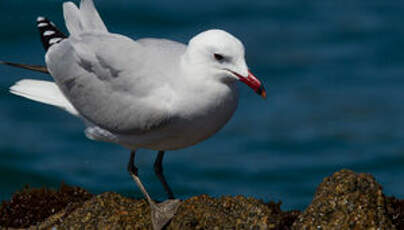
[2,0,266,229]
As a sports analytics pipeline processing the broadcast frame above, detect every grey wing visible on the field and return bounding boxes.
[45,33,176,134]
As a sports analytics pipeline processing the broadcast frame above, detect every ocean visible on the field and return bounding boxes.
[1,0,404,210]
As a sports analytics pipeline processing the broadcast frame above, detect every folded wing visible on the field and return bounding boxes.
[63,0,107,36]
[46,33,176,135]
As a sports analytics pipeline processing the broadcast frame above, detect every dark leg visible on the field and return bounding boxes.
[154,151,175,199]
[127,150,138,175]
[127,150,154,203]
[127,150,180,230]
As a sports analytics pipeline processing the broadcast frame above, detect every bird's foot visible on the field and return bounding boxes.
[151,199,181,230]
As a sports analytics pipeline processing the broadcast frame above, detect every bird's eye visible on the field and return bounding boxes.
[214,53,224,61]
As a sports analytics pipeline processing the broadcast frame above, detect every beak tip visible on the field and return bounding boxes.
[242,70,267,99]
[257,85,267,99]
[261,91,267,99]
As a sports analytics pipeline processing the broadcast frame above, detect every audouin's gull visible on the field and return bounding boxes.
[3,0,266,229]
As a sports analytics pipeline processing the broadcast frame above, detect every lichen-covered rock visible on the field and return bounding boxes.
[386,196,404,230]
[0,183,92,228]
[39,193,299,230]
[40,192,152,229]
[168,195,299,230]
[292,169,395,230]
[2,169,403,229]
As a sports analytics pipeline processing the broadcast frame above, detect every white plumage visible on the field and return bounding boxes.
[8,0,266,152]
[6,1,266,229]
[10,79,78,116]
[63,0,108,35]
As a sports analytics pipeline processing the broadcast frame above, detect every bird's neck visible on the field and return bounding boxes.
[174,54,239,119]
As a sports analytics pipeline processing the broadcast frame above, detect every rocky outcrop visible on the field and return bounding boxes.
[292,169,398,230]
[1,169,403,229]
[0,183,92,228]
[35,193,298,230]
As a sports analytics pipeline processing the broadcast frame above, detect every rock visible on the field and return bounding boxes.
[39,193,299,230]
[1,169,403,229]
[39,192,152,229]
[292,169,396,230]
[0,183,92,228]
[168,195,299,230]
[386,196,404,230]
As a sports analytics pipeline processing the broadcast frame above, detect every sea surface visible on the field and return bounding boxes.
[1,0,404,211]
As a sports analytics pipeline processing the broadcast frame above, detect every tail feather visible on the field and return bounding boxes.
[6,0,107,117]
[37,17,67,51]
[9,79,79,116]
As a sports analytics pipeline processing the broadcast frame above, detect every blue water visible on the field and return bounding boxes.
[1,0,404,211]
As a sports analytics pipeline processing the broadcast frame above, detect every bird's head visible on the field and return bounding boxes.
[185,29,266,99]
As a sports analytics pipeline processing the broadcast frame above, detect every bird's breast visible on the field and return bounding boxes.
[123,82,239,150]
[116,81,239,151]
[159,82,240,150]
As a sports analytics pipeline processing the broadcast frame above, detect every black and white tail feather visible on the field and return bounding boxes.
[0,17,66,74]
[2,15,76,115]
[36,16,67,51]
[3,0,109,117]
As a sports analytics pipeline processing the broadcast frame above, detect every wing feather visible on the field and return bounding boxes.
[63,2,84,35]
[79,0,108,32]
[46,33,176,134]
[63,0,107,36]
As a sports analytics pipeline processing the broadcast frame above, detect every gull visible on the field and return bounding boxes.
[2,0,266,229]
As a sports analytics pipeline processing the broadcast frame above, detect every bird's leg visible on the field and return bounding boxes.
[154,151,175,199]
[127,150,155,204]
[127,150,180,230]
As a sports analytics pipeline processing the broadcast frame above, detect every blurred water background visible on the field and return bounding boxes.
[1,0,404,210]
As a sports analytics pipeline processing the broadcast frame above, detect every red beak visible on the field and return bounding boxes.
[233,70,266,99]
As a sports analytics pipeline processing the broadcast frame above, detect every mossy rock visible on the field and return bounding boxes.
[292,169,395,230]
[40,192,152,229]
[168,195,299,230]
[1,169,404,229]
[39,193,298,230]
[0,183,92,228]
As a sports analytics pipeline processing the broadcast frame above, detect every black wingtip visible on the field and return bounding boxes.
[37,16,67,51]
